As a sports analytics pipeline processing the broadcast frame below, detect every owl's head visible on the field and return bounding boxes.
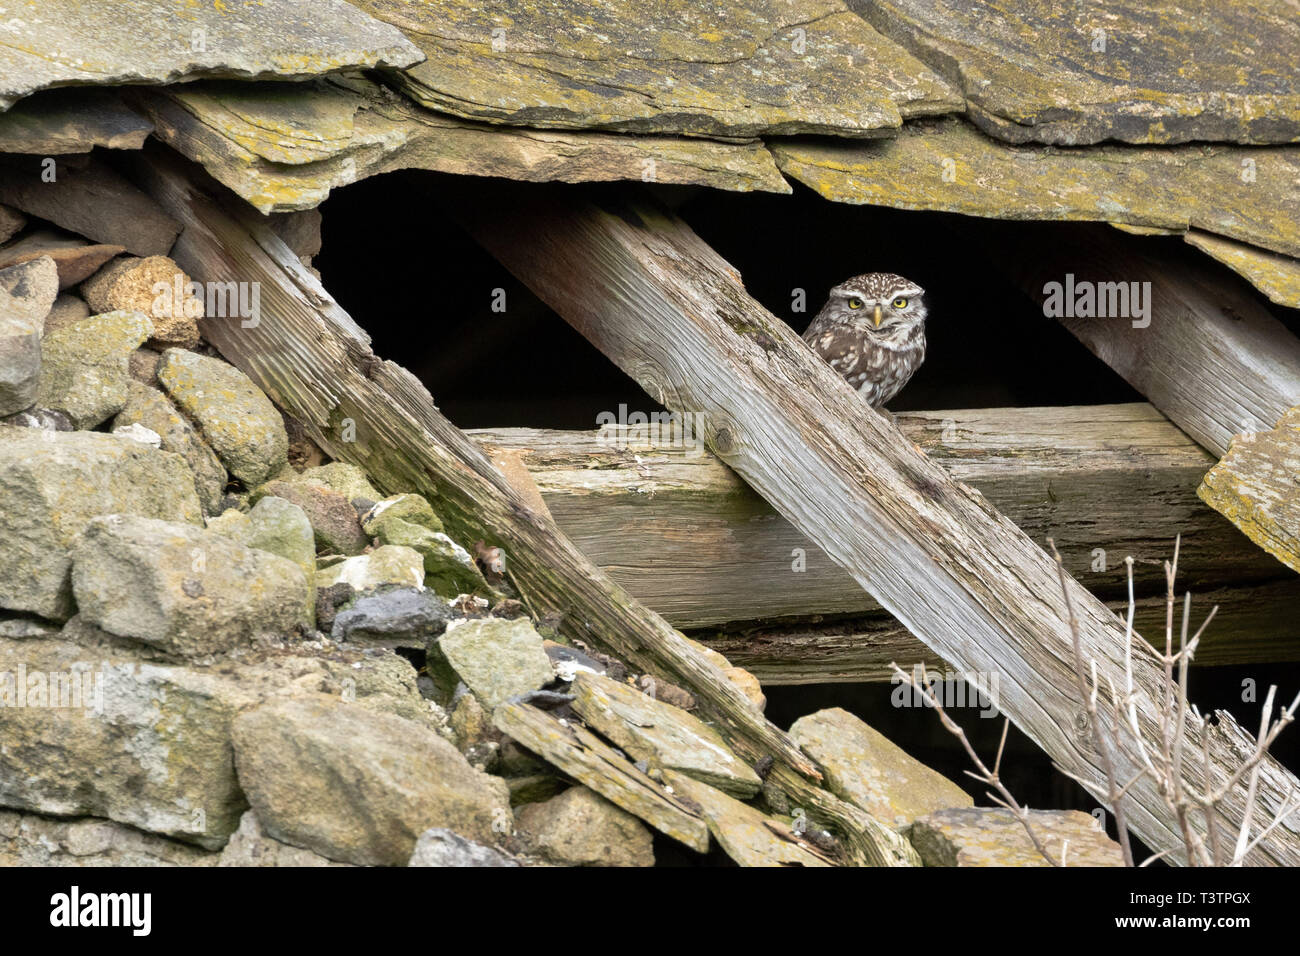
[824,272,927,336]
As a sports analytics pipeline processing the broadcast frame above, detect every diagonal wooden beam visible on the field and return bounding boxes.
[456,187,1300,865]
[130,146,917,867]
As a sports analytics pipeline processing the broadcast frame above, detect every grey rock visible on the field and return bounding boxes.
[111,422,161,448]
[0,634,248,848]
[361,492,445,536]
[0,631,441,848]
[0,256,57,415]
[857,0,1300,146]
[256,478,369,555]
[516,787,653,868]
[331,587,451,648]
[437,616,555,710]
[315,545,425,592]
[0,809,217,867]
[36,309,152,428]
[71,514,312,658]
[0,407,73,431]
[0,87,153,155]
[157,348,288,486]
[136,77,793,214]
[0,613,60,639]
[114,382,227,513]
[663,770,831,867]
[0,428,202,619]
[206,496,317,618]
[369,513,489,598]
[908,807,1124,867]
[295,462,382,503]
[218,811,350,867]
[351,0,959,139]
[232,695,512,866]
[408,827,518,867]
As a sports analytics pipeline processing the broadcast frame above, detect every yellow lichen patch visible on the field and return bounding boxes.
[0,0,423,109]
[771,116,1300,258]
[1185,232,1300,309]
[352,0,961,138]
[1199,406,1300,575]
[134,77,791,213]
[862,0,1300,145]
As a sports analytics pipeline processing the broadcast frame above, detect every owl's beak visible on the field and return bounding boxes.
[872,304,883,328]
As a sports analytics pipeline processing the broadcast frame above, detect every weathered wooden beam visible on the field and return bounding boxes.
[469,405,1288,627]
[996,222,1300,459]
[459,188,1300,865]
[697,580,1300,685]
[131,147,916,867]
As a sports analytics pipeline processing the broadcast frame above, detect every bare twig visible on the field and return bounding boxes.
[888,662,1063,866]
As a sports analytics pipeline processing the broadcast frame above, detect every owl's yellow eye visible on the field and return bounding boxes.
[892,297,909,309]
[847,297,864,310]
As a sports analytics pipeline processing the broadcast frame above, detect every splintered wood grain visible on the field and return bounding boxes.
[461,190,1300,866]
[470,405,1288,627]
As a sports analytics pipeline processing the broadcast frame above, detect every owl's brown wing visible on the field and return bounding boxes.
[804,324,871,392]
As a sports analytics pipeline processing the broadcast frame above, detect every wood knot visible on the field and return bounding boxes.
[714,427,734,454]
[1072,710,1092,743]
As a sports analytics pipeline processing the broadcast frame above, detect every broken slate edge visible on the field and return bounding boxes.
[0,231,125,289]
[788,707,972,827]
[770,116,1300,260]
[439,616,555,710]
[570,671,762,799]
[0,0,425,110]
[0,88,153,153]
[662,770,833,867]
[0,155,181,257]
[1184,232,1300,310]
[493,701,710,853]
[908,807,1124,866]
[857,0,1300,145]
[132,78,792,215]
[1198,406,1300,575]
[352,0,961,139]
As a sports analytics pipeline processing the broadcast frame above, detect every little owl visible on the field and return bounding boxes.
[802,272,927,408]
